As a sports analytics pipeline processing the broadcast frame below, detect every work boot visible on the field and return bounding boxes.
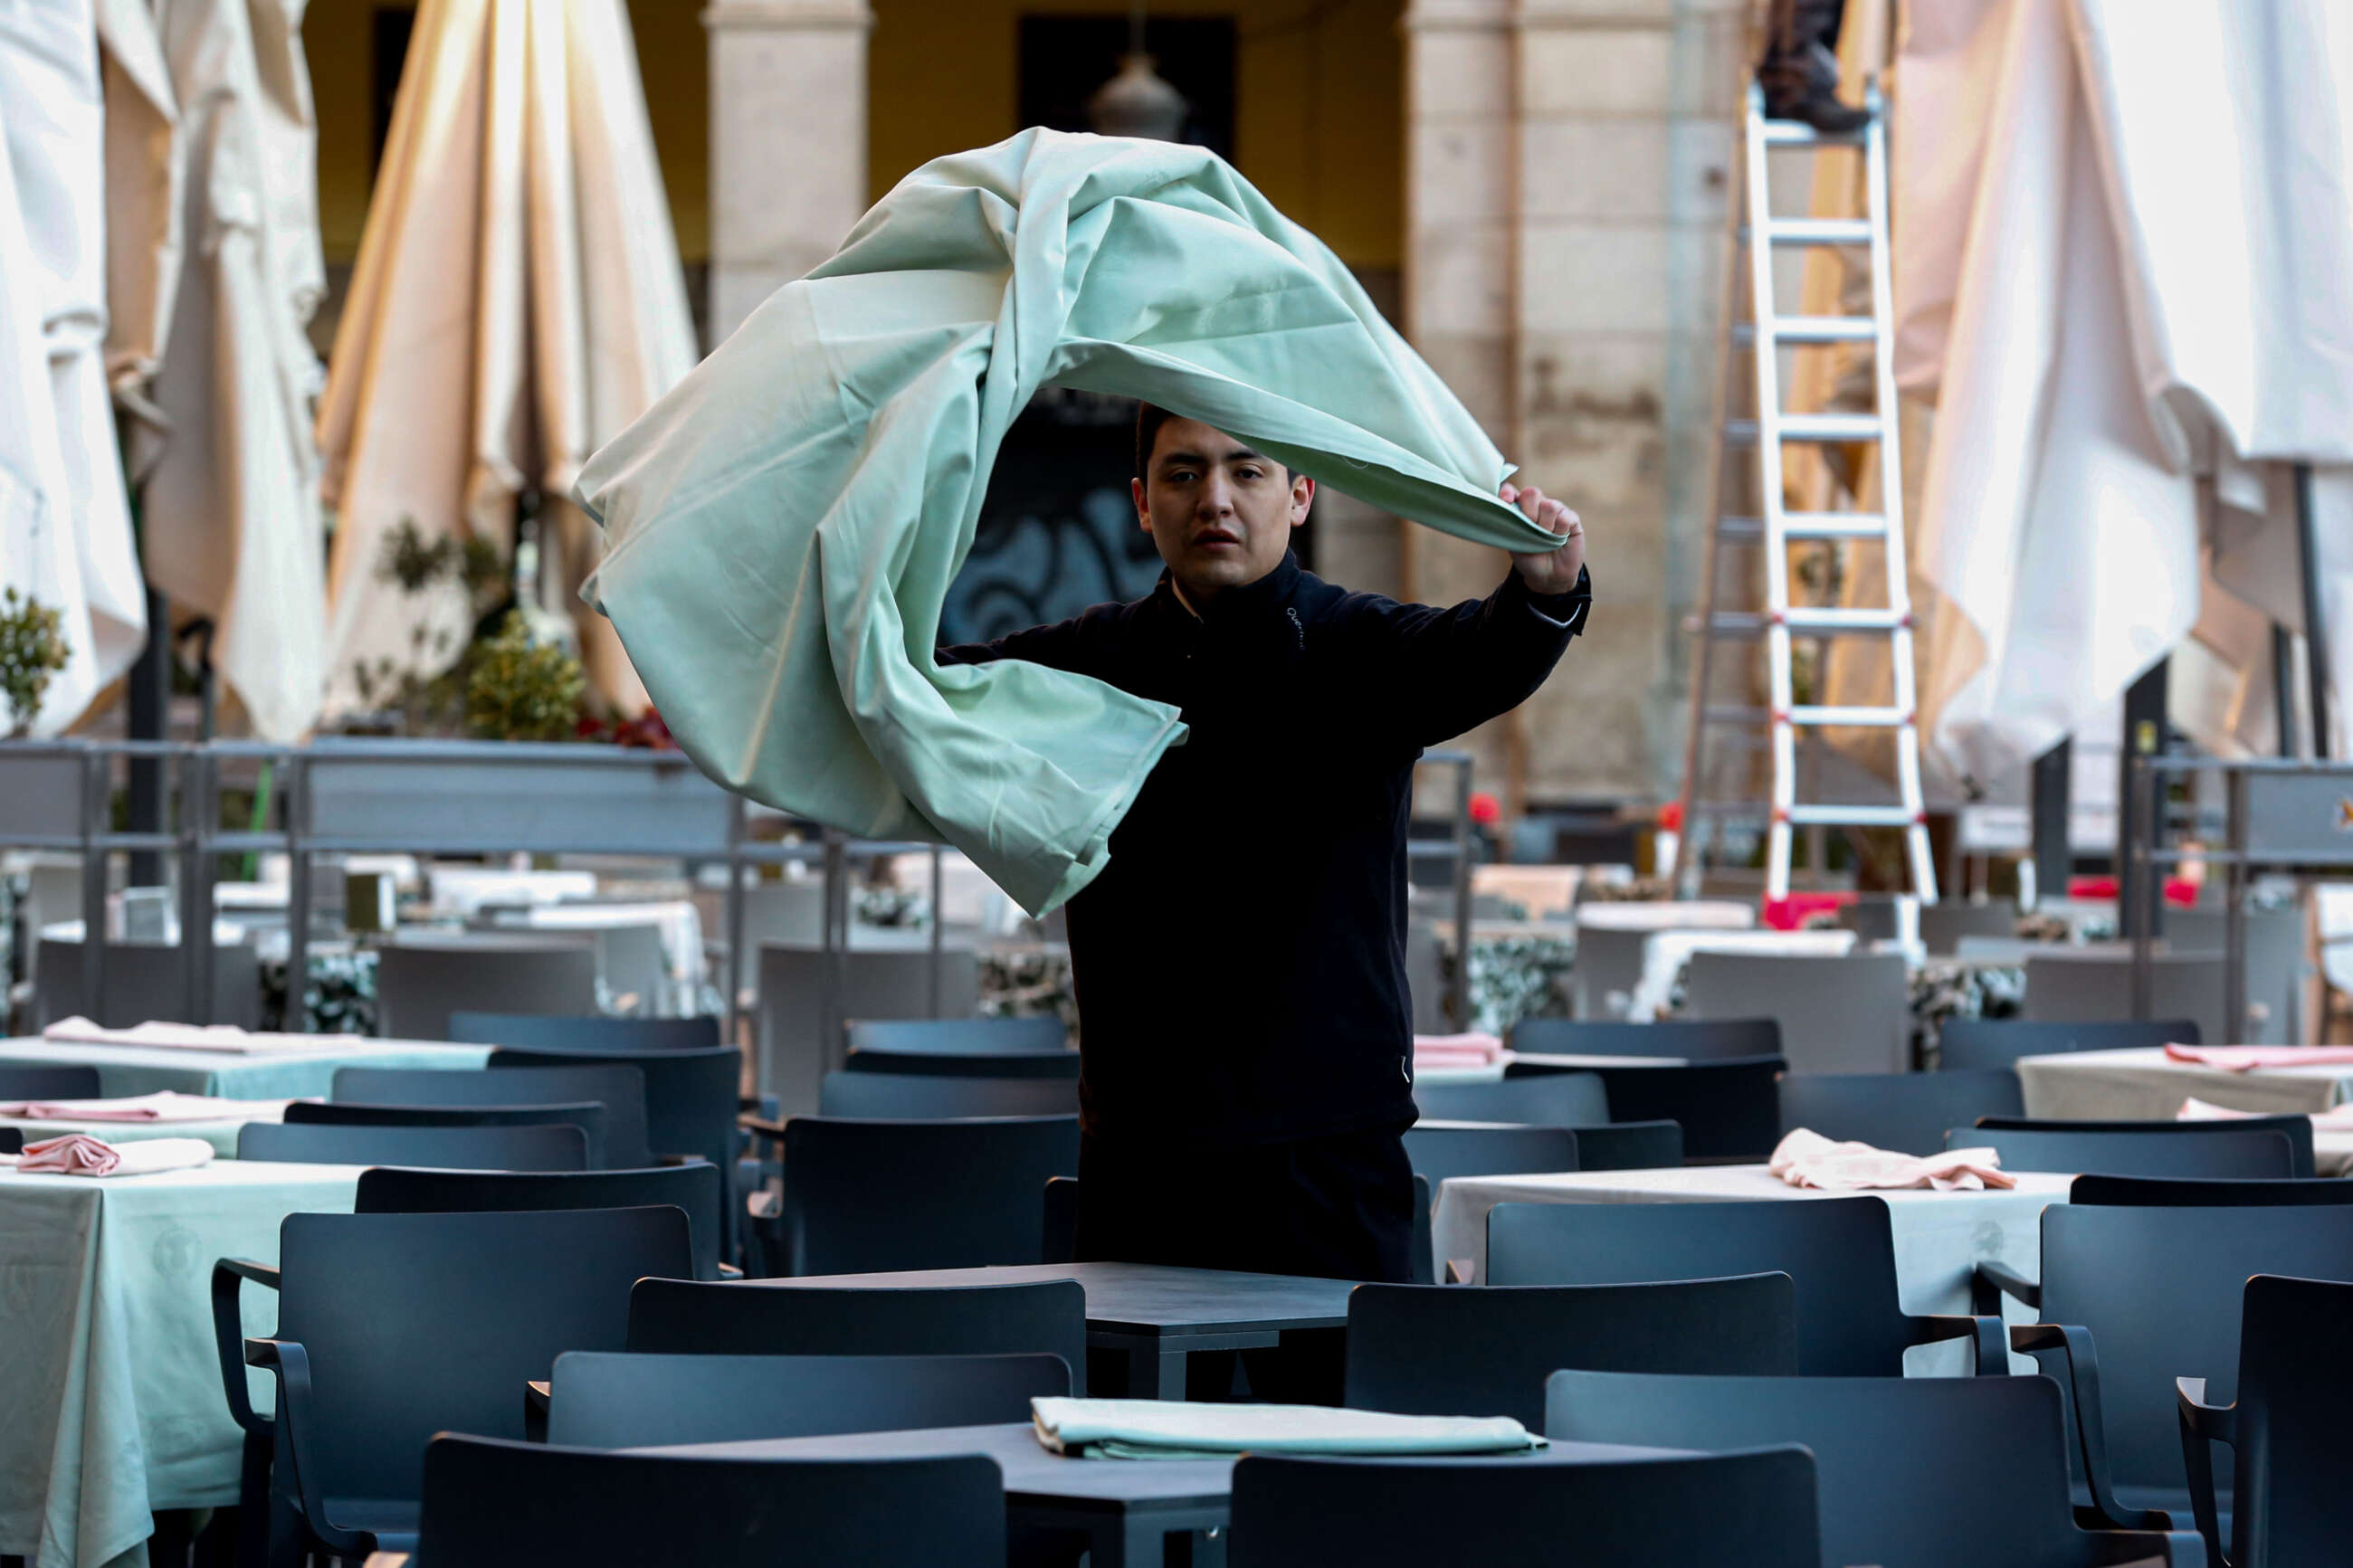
[1759,40,1869,133]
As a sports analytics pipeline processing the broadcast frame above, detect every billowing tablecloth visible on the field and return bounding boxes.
[1430,1164,2072,1373]
[2016,1045,2353,1122]
[0,1160,360,1567]
[0,1037,491,1098]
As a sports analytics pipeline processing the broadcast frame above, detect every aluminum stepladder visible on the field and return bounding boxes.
[1671,81,1937,906]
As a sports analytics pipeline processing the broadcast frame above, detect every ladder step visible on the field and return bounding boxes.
[1726,413,1883,445]
[1707,607,1911,637]
[1788,705,1912,727]
[1720,513,1890,541]
[1733,317,1877,347]
[1759,218,1872,246]
[1785,804,1920,828]
[1761,119,1870,148]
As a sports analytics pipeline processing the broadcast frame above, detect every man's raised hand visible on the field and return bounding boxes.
[1500,481,1586,594]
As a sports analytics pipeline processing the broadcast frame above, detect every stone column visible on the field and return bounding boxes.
[702,0,873,342]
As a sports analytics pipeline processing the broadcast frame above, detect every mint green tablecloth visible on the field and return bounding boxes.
[0,1038,492,1099]
[579,128,1562,917]
[0,1160,362,1568]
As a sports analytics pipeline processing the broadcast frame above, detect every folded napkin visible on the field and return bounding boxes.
[2163,1044,2353,1071]
[0,1091,294,1124]
[12,1134,215,1176]
[42,1017,333,1056]
[1031,1398,1544,1461]
[2179,1096,2353,1131]
[1769,1127,2015,1193]
[1413,1032,1506,1066]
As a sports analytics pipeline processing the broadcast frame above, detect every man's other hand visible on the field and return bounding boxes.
[1501,481,1586,594]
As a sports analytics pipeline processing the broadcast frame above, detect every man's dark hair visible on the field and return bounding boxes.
[1134,402,1286,484]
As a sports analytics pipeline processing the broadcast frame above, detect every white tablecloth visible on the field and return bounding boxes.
[1431,1164,2072,1373]
[501,900,707,1002]
[426,867,599,917]
[1575,900,1754,933]
[2016,1046,2353,1121]
[1627,929,1857,1022]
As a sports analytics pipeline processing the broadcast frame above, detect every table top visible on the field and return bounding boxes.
[0,1156,364,1194]
[2019,1045,2353,1083]
[0,1034,483,1069]
[1438,1164,2076,1207]
[1509,1051,1688,1070]
[637,1422,1683,1510]
[751,1261,1360,1338]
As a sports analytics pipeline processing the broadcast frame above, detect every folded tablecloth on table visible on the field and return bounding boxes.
[2180,1096,2353,1130]
[1031,1398,1543,1460]
[0,1090,295,1123]
[5,1134,216,1176]
[1769,1128,2015,1193]
[2164,1045,2353,1071]
[43,1017,340,1055]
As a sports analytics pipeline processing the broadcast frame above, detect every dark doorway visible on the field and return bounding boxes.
[1016,15,1237,159]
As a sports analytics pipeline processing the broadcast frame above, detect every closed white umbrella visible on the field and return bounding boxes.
[0,0,148,736]
[319,0,693,718]
[1895,0,2353,779]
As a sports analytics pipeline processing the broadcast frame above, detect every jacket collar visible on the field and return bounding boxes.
[1154,550,1303,628]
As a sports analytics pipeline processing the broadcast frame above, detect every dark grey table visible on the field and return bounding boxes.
[753,1261,1362,1399]
[636,1421,1682,1568]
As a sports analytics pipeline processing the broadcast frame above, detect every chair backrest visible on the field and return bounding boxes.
[33,938,263,1030]
[1685,952,1912,1074]
[274,1207,692,1504]
[1546,1370,2095,1568]
[484,1045,742,1172]
[1777,1069,2023,1155]
[334,1064,653,1168]
[1953,1125,2295,1179]
[374,937,598,1041]
[1567,1057,1785,1161]
[757,943,983,1116]
[1917,901,2019,955]
[843,1047,1081,1079]
[1412,1073,1607,1127]
[2023,952,2226,1046]
[1935,1016,2202,1071]
[1487,1195,1916,1375]
[1510,1017,1783,1061]
[2038,1204,2353,1501]
[1977,1113,2315,1178]
[545,1350,1070,1449]
[284,1099,612,1168]
[845,1015,1069,1055]
[819,1070,1078,1119]
[1558,1119,1684,1171]
[1345,1275,1797,1426]
[1225,1449,1820,1568]
[1566,924,1654,1020]
[2225,1273,2353,1564]
[2167,907,2304,1044]
[414,1435,1004,1568]
[2069,1174,2353,1207]
[447,1012,720,1052]
[776,1116,1080,1274]
[355,1164,724,1279]
[0,1064,102,1100]
[627,1278,1090,1397]
[1400,1126,1578,1187]
[238,1117,589,1171]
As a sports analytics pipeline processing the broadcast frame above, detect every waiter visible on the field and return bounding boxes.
[938,405,1588,1290]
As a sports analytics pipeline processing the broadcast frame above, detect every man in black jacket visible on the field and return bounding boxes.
[938,405,1588,1289]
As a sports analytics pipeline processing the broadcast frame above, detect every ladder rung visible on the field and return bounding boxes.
[1761,119,1870,148]
[1785,804,1920,828]
[1784,607,1910,632]
[1726,413,1883,446]
[1787,705,1912,727]
[1732,317,1876,348]
[1763,218,1872,246]
[1719,513,1890,541]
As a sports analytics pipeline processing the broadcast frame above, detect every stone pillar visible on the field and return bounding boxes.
[702,0,873,343]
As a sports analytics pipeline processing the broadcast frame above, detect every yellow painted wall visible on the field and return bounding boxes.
[869,0,1403,271]
[303,0,710,264]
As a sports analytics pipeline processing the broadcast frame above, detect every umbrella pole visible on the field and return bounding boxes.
[2295,463,2333,760]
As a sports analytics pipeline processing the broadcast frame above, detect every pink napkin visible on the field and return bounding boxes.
[0,1091,291,1123]
[2164,1045,2353,1071]
[1768,1128,2016,1192]
[12,1134,214,1177]
[2178,1096,2353,1131]
[1414,1032,1506,1066]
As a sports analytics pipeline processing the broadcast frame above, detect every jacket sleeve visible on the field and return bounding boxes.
[1359,565,1590,747]
[935,613,1099,675]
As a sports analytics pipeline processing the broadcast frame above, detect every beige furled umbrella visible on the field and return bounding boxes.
[0,0,148,736]
[129,0,329,743]
[318,0,694,717]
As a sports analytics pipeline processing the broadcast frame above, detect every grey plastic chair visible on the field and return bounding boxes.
[757,942,981,1116]
[1685,951,1911,1074]
[1413,1073,1607,1126]
[1777,1069,2024,1155]
[32,938,262,1031]
[1567,924,1653,1019]
[846,1015,1069,1055]
[1952,1125,2296,1180]
[2024,952,2226,1048]
[374,936,598,1041]
[447,1012,721,1052]
[1401,1125,1577,1187]
[2167,907,2304,1045]
[1510,1017,1783,1061]
[818,1070,1077,1119]
[333,1064,653,1169]
[1938,1017,2202,1072]
[236,1119,590,1171]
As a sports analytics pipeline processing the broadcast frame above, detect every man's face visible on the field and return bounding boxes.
[1134,417,1313,606]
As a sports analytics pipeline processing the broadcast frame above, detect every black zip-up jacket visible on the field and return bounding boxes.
[938,550,1590,1145]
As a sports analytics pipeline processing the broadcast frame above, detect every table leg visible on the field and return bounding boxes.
[1086,1516,1170,1568]
[1127,1346,1188,1401]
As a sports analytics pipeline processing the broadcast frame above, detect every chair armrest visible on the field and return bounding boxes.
[524,1380,551,1443]
[2012,1324,2171,1532]
[1906,1314,2012,1377]
[211,1260,281,1438]
[2177,1376,2237,1566]
[245,1338,378,1560]
[1971,1260,2040,1315]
